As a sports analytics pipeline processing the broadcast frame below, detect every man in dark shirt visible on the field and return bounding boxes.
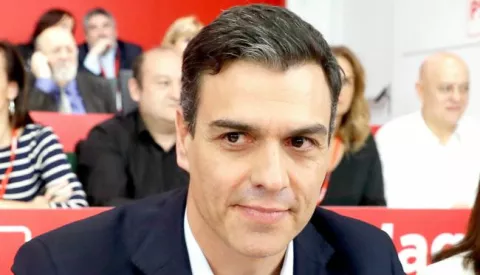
[76,47,188,206]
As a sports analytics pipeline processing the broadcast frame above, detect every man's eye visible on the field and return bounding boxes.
[286,136,316,150]
[225,132,241,143]
[292,137,306,148]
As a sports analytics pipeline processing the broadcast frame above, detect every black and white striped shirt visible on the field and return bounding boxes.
[0,124,88,208]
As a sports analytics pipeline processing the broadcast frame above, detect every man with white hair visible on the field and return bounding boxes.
[28,26,116,114]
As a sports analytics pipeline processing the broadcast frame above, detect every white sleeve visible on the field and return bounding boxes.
[83,52,102,75]
[374,127,397,207]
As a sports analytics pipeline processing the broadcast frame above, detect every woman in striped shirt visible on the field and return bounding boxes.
[0,41,87,208]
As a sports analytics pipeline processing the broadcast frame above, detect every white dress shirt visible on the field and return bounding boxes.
[375,111,480,208]
[83,45,117,79]
[417,253,474,275]
[184,211,294,275]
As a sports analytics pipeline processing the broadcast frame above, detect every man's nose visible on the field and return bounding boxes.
[250,142,289,192]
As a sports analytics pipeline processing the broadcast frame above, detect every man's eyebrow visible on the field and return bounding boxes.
[289,124,328,137]
[209,119,259,133]
[209,120,328,137]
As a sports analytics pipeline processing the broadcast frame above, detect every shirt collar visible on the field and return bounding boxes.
[184,210,294,275]
[50,79,78,99]
[133,109,148,136]
[418,111,463,144]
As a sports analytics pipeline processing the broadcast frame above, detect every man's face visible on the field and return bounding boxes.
[85,14,116,46]
[40,28,78,84]
[133,50,182,123]
[419,57,469,127]
[177,61,332,257]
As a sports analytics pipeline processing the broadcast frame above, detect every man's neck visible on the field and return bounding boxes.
[421,110,457,144]
[185,196,287,275]
[141,113,176,151]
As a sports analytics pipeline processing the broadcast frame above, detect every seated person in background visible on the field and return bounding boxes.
[17,8,75,70]
[76,47,188,206]
[376,52,480,209]
[79,8,142,79]
[161,15,203,54]
[28,27,116,114]
[418,180,480,274]
[0,41,87,209]
[12,5,403,275]
[319,45,385,206]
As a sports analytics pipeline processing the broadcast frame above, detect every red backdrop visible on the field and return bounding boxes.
[0,0,284,50]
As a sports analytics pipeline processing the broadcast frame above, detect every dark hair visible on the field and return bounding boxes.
[0,41,32,128]
[83,8,115,30]
[432,180,480,273]
[30,8,75,44]
[181,4,342,139]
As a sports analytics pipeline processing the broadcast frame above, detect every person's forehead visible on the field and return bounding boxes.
[201,60,328,93]
[88,14,111,25]
[197,60,331,125]
[52,37,75,48]
[43,31,75,49]
[143,51,181,76]
[336,56,354,76]
[426,58,468,82]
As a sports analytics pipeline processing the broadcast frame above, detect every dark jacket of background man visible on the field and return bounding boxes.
[76,110,189,206]
[78,40,142,75]
[28,72,117,113]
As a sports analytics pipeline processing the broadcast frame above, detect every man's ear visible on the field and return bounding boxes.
[175,108,191,172]
[128,78,141,102]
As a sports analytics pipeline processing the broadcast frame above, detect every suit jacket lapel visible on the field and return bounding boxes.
[29,74,58,112]
[78,43,89,63]
[293,222,336,275]
[128,189,344,275]
[117,40,129,69]
[76,73,96,112]
[130,187,192,275]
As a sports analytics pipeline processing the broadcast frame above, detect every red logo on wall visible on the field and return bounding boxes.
[468,0,480,36]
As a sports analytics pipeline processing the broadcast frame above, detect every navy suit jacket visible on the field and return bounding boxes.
[12,188,405,275]
[78,40,142,74]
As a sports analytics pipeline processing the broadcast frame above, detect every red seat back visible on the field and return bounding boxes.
[30,112,113,152]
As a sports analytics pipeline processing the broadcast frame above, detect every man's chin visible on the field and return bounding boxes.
[228,234,289,258]
[52,72,76,84]
[53,77,75,85]
[224,213,294,257]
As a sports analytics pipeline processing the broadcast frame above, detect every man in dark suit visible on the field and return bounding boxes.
[28,27,116,114]
[12,4,405,275]
[78,8,142,79]
[76,47,188,206]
